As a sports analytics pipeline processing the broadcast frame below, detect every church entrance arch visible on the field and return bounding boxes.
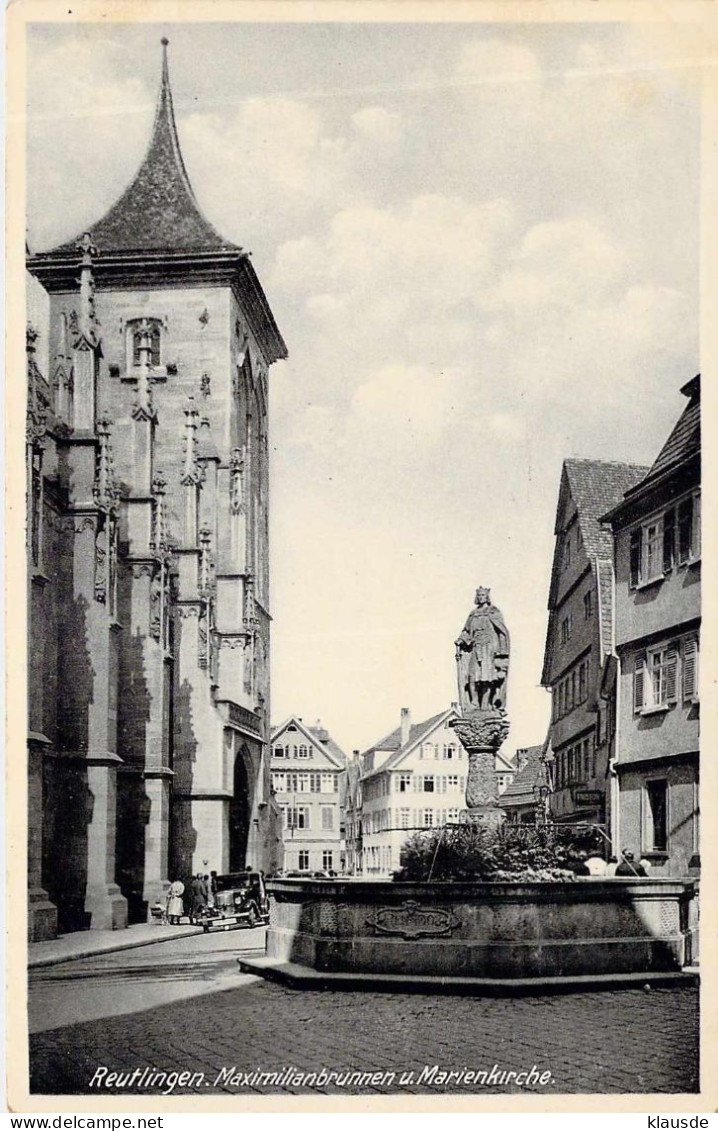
[229,742,254,871]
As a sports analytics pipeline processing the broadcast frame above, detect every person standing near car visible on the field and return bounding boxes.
[166,880,185,925]
[191,872,206,919]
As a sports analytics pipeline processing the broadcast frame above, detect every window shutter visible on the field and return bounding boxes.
[663,508,675,572]
[634,654,646,713]
[630,528,641,587]
[677,497,693,564]
[682,637,698,702]
[665,646,678,705]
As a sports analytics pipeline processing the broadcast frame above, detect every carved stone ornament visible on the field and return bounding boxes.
[149,570,163,642]
[178,605,201,619]
[131,562,155,580]
[219,636,245,650]
[450,708,510,753]
[366,901,460,940]
[95,533,107,604]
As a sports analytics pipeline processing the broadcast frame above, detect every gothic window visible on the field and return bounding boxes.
[127,319,162,369]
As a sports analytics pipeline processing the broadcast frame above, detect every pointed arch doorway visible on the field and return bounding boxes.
[229,743,253,871]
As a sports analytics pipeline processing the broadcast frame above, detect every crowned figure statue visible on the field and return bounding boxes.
[451,587,511,820]
[455,586,510,713]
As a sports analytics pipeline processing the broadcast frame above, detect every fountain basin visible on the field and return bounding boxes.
[256,877,697,981]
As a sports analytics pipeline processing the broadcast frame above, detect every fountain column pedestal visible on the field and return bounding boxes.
[450,708,510,826]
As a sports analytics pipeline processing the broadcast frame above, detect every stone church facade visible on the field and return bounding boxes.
[26,42,286,939]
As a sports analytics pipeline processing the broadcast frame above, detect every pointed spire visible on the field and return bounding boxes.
[94,416,119,513]
[46,40,234,256]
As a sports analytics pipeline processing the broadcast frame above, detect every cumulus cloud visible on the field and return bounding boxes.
[27,23,699,753]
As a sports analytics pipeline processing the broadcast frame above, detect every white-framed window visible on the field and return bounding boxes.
[321,806,334,831]
[273,772,286,792]
[309,773,322,793]
[634,645,678,713]
[583,590,593,619]
[321,772,337,792]
[397,773,411,793]
[643,779,668,853]
[443,744,456,760]
[446,775,459,790]
[298,850,310,871]
[285,805,310,830]
[561,614,572,644]
[677,493,701,565]
[297,744,309,759]
[322,850,334,871]
[422,776,435,793]
[630,493,701,588]
[273,745,285,759]
[422,809,434,827]
[448,808,460,823]
[399,808,411,829]
[682,636,699,703]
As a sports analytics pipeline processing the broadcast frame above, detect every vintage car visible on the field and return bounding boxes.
[197,871,270,933]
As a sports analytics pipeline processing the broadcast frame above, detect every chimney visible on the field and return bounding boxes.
[400,707,411,748]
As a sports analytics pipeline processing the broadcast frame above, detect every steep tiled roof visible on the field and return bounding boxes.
[601,376,701,524]
[542,459,649,685]
[271,716,346,768]
[361,710,453,779]
[633,375,700,489]
[501,744,545,807]
[46,41,236,257]
[563,460,650,559]
[307,726,347,766]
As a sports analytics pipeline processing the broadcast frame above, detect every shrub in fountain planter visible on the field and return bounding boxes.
[393,822,606,883]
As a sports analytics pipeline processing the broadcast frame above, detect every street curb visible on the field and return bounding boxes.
[28,926,205,969]
[238,956,700,996]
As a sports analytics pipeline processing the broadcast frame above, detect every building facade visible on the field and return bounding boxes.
[269,718,346,875]
[502,744,549,824]
[541,460,648,829]
[340,752,363,875]
[359,708,470,877]
[26,42,286,939]
[602,376,700,876]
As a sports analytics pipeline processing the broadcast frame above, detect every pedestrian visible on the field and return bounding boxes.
[202,874,212,909]
[166,880,185,926]
[616,850,646,877]
[584,855,607,876]
[209,870,218,907]
[191,872,206,919]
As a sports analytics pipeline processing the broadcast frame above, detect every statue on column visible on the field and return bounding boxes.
[455,587,510,712]
[451,586,511,821]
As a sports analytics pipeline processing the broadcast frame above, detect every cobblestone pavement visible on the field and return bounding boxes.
[30,951,699,1097]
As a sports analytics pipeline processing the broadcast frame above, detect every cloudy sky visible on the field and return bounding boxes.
[27,18,700,755]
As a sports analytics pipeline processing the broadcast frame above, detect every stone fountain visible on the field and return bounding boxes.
[239,585,697,989]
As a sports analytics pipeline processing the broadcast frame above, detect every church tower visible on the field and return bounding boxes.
[27,40,286,933]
